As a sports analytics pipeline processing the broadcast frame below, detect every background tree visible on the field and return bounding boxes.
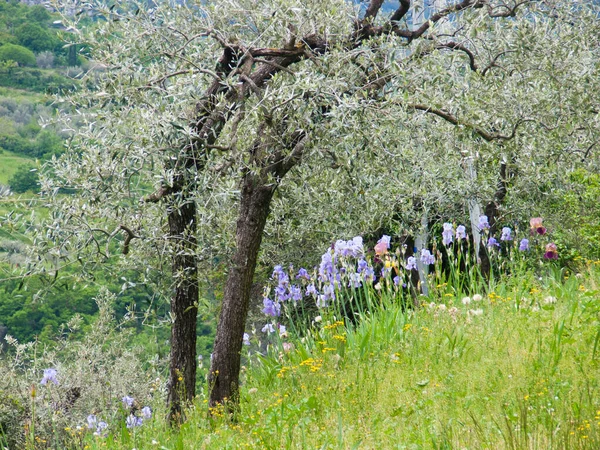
[39,0,600,420]
[0,43,36,66]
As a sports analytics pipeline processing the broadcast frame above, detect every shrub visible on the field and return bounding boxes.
[0,43,36,67]
[8,165,39,193]
[36,51,54,69]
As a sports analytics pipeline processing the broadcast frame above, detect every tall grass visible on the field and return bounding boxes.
[73,261,600,450]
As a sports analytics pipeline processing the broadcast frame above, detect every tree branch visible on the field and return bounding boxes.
[390,0,411,22]
[487,0,531,18]
[481,49,516,76]
[412,0,482,40]
[119,224,139,255]
[436,41,478,71]
[364,0,387,22]
[410,104,521,142]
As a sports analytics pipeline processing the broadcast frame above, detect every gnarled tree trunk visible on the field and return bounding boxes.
[166,197,198,422]
[209,173,275,408]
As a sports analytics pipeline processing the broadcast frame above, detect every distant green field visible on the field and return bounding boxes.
[0,85,46,103]
[0,150,35,185]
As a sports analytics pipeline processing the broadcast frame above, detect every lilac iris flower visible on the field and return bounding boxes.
[456,225,467,240]
[261,323,275,334]
[272,265,285,280]
[40,368,59,386]
[479,215,490,230]
[487,237,500,248]
[87,414,97,430]
[393,276,400,286]
[348,273,362,288]
[94,421,108,436]
[290,285,302,302]
[126,415,143,428]
[357,258,368,273]
[500,227,512,241]
[318,251,335,282]
[243,333,251,346]
[262,298,281,317]
[274,285,289,302]
[296,268,310,280]
[141,406,152,420]
[334,236,364,258]
[406,256,418,270]
[420,249,435,265]
[442,223,453,246]
[519,238,529,251]
[122,395,134,408]
[363,266,376,282]
[306,284,317,296]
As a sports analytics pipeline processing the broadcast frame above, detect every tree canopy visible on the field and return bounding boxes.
[32,0,600,418]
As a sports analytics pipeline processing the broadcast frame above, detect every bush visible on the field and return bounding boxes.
[36,51,54,69]
[8,165,39,193]
[0,44,36,67]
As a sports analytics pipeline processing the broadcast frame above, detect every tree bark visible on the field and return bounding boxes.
[166,197,198,423]
[480,161,508,280]
[208,173,275,409]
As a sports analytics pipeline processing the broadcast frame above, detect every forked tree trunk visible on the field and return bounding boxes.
[166,198,198,423]
[209,173,274,408]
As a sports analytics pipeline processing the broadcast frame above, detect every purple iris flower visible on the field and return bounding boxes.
[296,268,310,280]
[456,225,467,240]
[487,237,500,248]
[306,284,317,296]
[442,223,453,246]
[318,252,335,282]
[348,273,362,288]
[243,333,251,346]
[406,256,418,270]
[126,414,143,428]
[87,414,97,430]
[420,249,435,265]
[141,406,152,420]
[290,285,302,302]
[122,396,134,408]
[262,323,275,334]
[393,276,400,286]
[479,215,490,230]
[500,227,512,241]
[274,285,289,302]
[94,421,108,437]
[519,238,529,251]
[357,258,368,273]
[363,266,376,282]
[272,265,285,280]
[40,368,59,386]
[262,298,281,317]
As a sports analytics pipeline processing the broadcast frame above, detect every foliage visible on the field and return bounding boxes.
[0,289,161,449]
[35,0,600,296]
[8,165,39,193]
[0,1,80,68]
[0,43,36,67]
[15,23,59,54]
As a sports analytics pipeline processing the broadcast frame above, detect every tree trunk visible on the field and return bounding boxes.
[166,197,198,423]
[209,174,274,409]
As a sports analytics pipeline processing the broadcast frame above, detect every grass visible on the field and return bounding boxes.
[0,149,34,186]
[75,261,600,450]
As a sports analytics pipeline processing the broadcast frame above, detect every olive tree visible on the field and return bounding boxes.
[37,0,600,420]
